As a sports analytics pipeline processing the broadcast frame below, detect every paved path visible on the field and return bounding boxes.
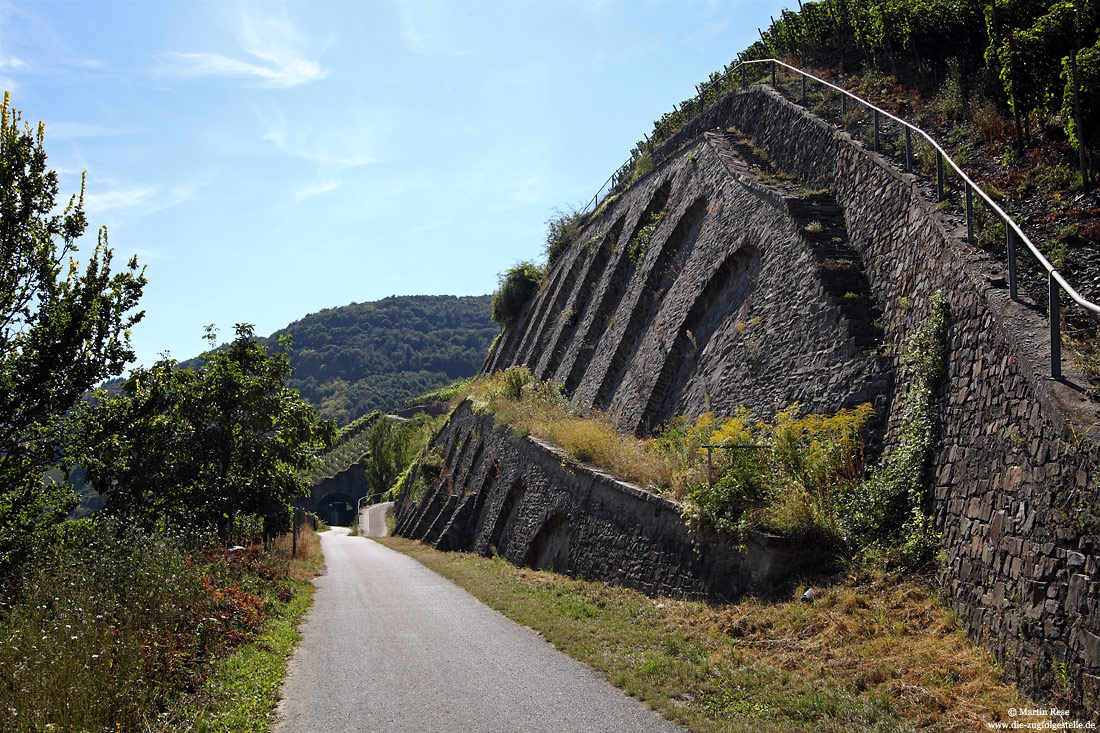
[275,528,682,733]
[360,501,393,537]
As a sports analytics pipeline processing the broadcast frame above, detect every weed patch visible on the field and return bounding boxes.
[0,519,323,731]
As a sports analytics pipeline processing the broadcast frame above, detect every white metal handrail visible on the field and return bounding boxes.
[589,57,1099,378]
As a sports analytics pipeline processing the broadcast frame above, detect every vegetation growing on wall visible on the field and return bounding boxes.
[544,208,586,268]
[449,291,948,569]
[363,414,438,503]
[842,291,949,566]
[491,261,547,328]
[308,411,382,484]
[628,210,665,268]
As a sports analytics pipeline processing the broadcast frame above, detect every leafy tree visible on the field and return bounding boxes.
[68,325,334,542]
[363,417,412,501]
[361,413,437,501]
[0,93,146,573]
[178,294,497,425]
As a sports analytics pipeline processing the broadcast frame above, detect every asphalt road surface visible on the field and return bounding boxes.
[360,501,393,537]
[275,527,683,733]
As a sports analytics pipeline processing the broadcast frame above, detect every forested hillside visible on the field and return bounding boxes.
[263,294,494,424]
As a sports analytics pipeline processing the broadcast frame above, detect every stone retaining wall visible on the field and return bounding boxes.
[402,84,1100,710]
[395,401,812,600]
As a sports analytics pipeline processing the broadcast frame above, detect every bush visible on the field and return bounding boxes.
[629,152,654,185]
[501,365,532,400]
[545,208,585,268]
[684,451,770,536]
[491,261,546,328]
[628,210,665,267]
[678,404,872,550]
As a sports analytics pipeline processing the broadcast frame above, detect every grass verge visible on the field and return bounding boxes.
[376,535,1027,732]
[180,581,314,732]
[180,527,323,732]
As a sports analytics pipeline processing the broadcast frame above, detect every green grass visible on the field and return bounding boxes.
[377,536,1028,732]
[182,580,315,732]
[405,377,473,408]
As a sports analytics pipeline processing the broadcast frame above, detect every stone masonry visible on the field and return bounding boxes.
[399,83,1100,710]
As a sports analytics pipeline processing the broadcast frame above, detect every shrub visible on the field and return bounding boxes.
[491,261,546,328]
[501,365,532,400]
[684,450,770,536]
[679,403,872,550]
[590,192,621,220]
[545,208,585,268]
[629,152,654,185]
[935,59,967,122]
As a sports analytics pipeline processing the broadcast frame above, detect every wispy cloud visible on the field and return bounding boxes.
[397,2,473,57]
[83,186,156,214]
[260,106,379,168]
[159,5,327,88]
[457,145,552,212]
[0,55,25,91]
[83,177,207,221]
[294,179,340,201]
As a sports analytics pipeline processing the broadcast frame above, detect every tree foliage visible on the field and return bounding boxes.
[0,93,146,573]
[180,295,496,426]
[601,0,1100,190]
[363,413,435,501]
[68,325,334,541]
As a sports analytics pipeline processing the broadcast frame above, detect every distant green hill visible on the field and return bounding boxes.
[269,294,495,425]
[175,294,495,425]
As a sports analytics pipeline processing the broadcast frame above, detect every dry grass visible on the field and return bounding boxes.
[468,371,670,490]
[380,536,1028,732]
[273,525,324,582]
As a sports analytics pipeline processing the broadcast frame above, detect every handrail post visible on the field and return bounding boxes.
[1007,227,1018,300]
[905,127,913,172]
[771,60,776,87]
[841,93,847,120]
[1050,273,1062,379]
[801,73,806,106]
[965,184,974,245]
[741,64,746,88]
[936,151,945,201]
[873,109,880,153]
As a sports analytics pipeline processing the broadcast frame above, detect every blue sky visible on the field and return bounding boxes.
[1,0,789,368]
